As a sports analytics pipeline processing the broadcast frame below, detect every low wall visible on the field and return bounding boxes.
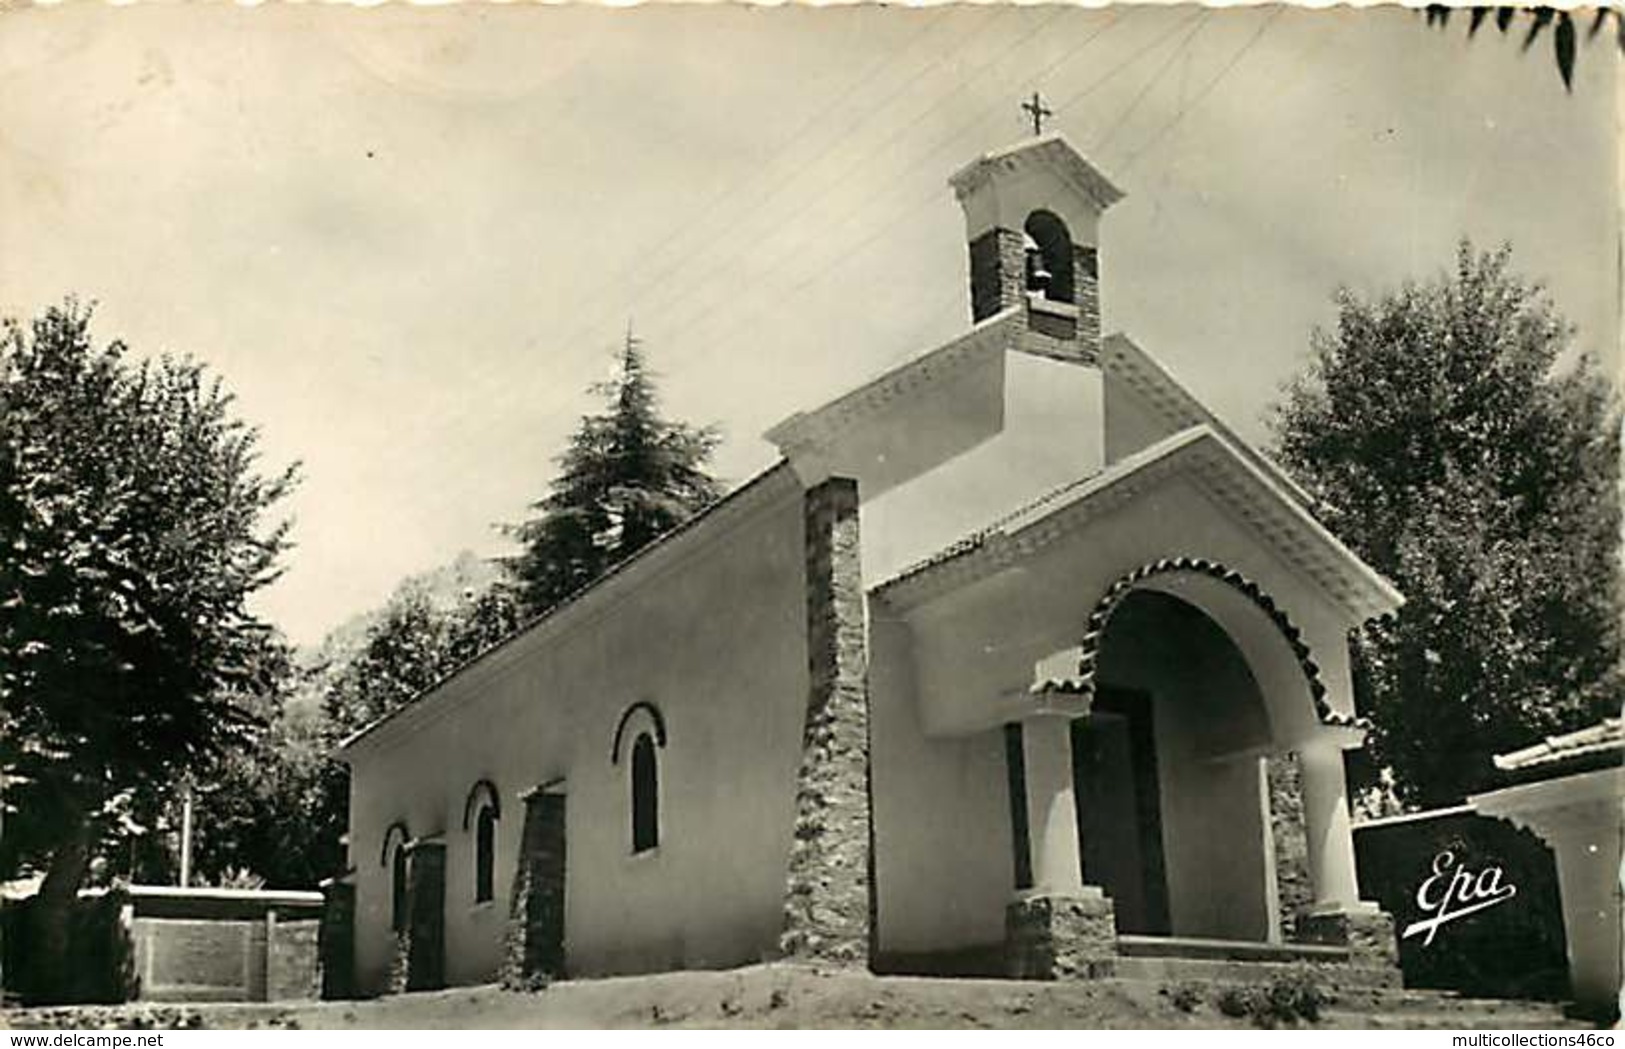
[2,886,322,1005]
[128,887,322,1003]
[1353,808,1569,1001]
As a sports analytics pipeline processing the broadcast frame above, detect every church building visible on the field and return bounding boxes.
[326,134,1406,996]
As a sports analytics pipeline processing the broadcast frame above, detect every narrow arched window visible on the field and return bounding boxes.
[391,842,409,932]
[474,804,497,904]
[463,779,501,906]
[1024,210,1075,304]
[631,732,659,853]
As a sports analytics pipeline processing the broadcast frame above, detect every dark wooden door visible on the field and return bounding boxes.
[1071,688,1170,935]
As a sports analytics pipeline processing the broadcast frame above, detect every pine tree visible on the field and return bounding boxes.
[508,331,722,616]
[1272,242,1623,808]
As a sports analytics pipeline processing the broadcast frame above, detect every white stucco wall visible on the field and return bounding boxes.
[870,475,1361,950]
[901,480,1357,743]
[344,469,811,993]
[861,350,1105,586]
[1102,369,1177,465]
[869,611,1014,958]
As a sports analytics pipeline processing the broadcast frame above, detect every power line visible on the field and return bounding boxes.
[1092,10,1212,154]
[636,6,1076,342]
[453,10,1094,459]
[1120,7,1283,173]
[1045,8,1208,128]
[548,7,1010,351]
[651,9,1137,354]
[484,9,1209,470]
[661,11,1203,368]
[532,6,977,359]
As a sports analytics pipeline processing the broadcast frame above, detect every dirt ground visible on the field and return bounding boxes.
[0,965,1593,1030]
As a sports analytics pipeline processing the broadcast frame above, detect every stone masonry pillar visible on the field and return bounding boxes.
[968,228,1027,323]
[1295,738,1397,977]
[1071,244,1101,352]
[503,783,568,988]
[1004,707,1116,981]
[403,840,446,992]
[780,476,874,968]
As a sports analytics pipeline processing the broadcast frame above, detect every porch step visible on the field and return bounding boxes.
[1112,955,1398,989]
[1320,994,1579,1029]
[1116,935,1351,964]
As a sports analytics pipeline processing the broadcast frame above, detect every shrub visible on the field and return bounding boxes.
[1213,969,1329,1028]
[1164,981,1204,1013]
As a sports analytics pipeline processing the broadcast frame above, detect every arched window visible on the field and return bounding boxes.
[474,805,497,903]
[1023,210,1075,304]
[631,732,659,854]
[612,702,667,856]
[462,780,501,905]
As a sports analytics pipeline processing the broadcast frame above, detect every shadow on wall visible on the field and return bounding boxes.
[1353,810,1569,1002]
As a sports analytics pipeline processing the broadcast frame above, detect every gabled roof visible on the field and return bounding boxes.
[872,424,1404,623]
[336,461,801,759]
[763,306,1021,458]
[1100,333,1317,510]
[948,134,1126,214]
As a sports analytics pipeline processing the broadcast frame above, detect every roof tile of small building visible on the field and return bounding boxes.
[1493,717,1625,773]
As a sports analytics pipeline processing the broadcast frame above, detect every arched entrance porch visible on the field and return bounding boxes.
[1069,558,1352,946]
[1081,588,1277,941]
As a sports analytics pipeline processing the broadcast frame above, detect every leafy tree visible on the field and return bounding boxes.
[0,300,296,999]
[240,578,516,882]
[186,687,344,890]
[1424,5,1624,91]
[1272,243,1622,808]
[320,587,457,740]
[507,331,722,616]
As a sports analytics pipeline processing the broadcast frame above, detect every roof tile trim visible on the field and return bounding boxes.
[1075,556,1367,731]
[1493,717,1625,772]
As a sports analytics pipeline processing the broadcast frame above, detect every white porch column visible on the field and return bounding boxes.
[1021,713,1086,895]
[1545,817,1624,1014]
[1293,732,1396,977]
[1004,707,1116,981]
[1299,739,1363,911]
[1472,770,1625,1018]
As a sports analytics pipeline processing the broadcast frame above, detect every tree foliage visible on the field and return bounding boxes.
[319,581,522,740]
[506,332,723,617]
[0,301,297,875]
[1425,5,1624,91]
[1272,243,1622,807]
[185,685,343,890]
[113,330,720,890]
[173,575,521,888]
[0,301,297,1000]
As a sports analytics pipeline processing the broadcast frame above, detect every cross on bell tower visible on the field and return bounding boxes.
[1022,92,1053,136]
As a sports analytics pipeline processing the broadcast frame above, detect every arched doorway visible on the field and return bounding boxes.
[1080,585,1282,942]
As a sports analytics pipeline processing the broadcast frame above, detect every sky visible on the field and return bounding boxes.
[0,3,1617,647]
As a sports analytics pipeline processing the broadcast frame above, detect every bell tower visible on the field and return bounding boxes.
[949,134,1124,360]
